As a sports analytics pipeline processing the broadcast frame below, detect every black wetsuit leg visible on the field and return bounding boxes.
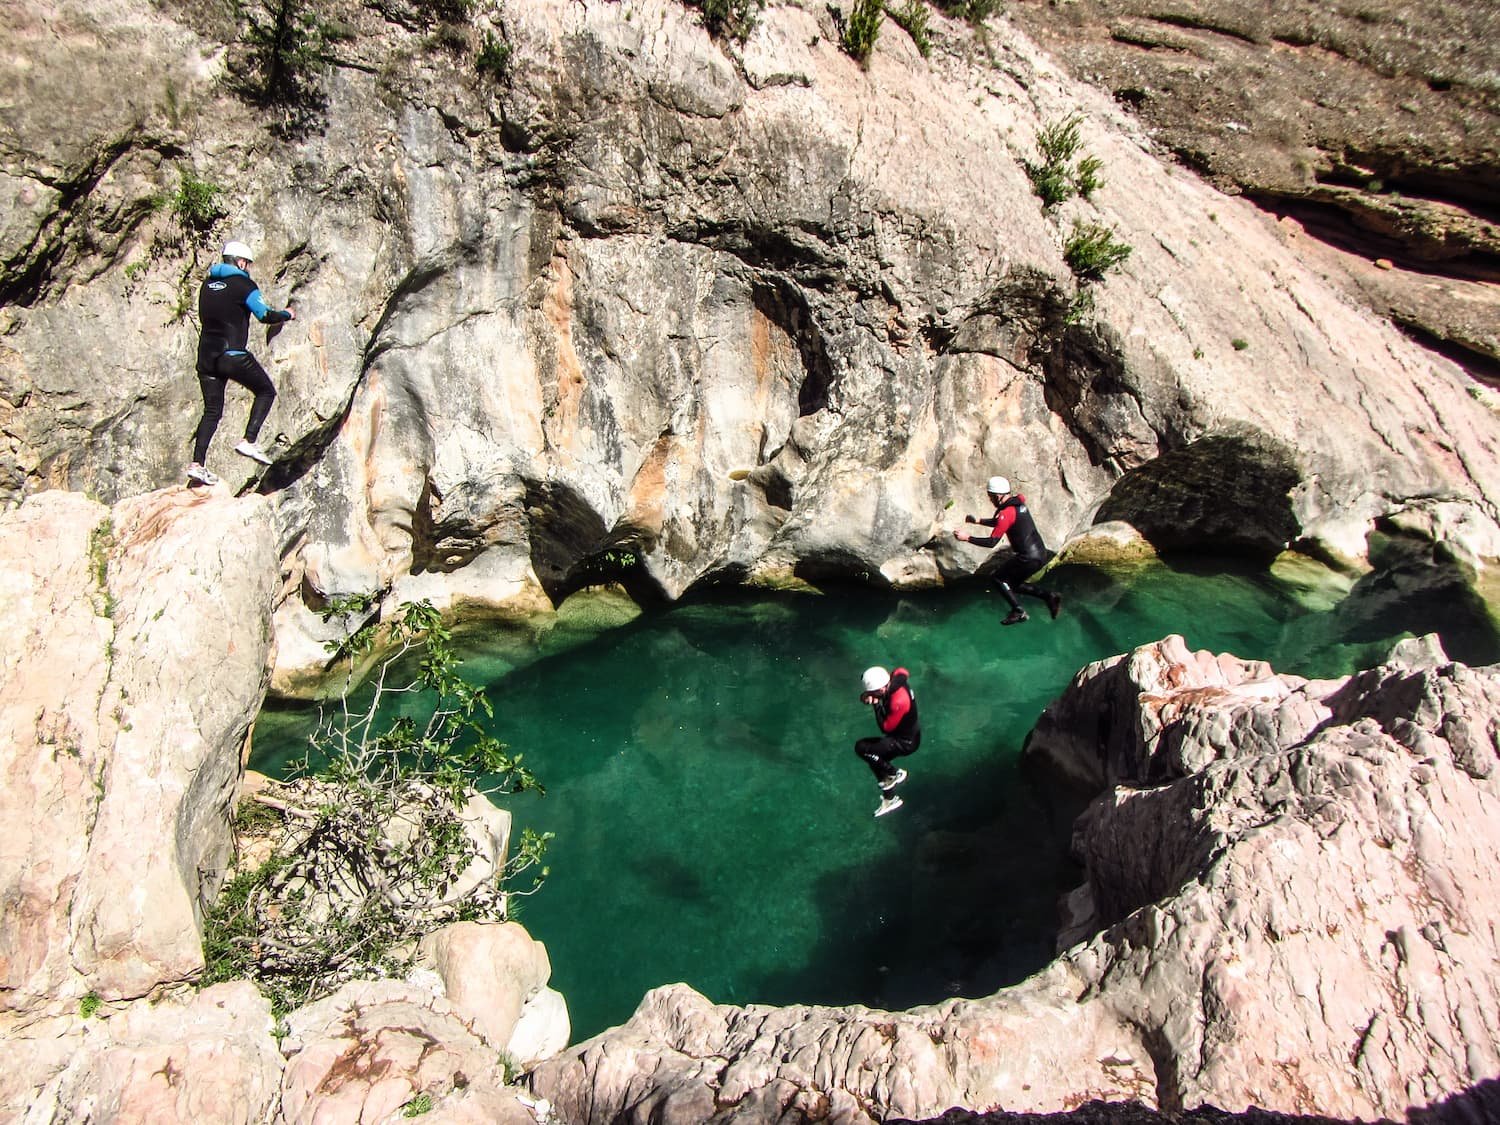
[855,733,920,784]
[192,351,276,462]
[192,371,228,464]
[993,551,1054,608]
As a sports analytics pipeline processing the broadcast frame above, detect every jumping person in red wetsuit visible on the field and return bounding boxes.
[856,666,920,817]
[954,476,1062,625]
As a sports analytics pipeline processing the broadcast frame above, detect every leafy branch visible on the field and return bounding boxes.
[202,599,549,1014]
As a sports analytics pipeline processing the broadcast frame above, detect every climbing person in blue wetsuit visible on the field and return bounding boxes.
[856,665,920,817]
[186,240,296,486]
[954,476,1062,626]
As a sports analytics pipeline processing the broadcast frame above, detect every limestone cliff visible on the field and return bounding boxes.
[2,0,1497,691]
[0,490,567,1122]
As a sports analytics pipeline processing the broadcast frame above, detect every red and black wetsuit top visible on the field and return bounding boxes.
[969,495,1049,562]
[874,667,921,744]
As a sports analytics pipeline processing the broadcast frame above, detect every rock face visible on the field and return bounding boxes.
[1002,0,1500,370]
[529,633,1500,1123]
[0,489,565,1121]
[0,487,278,1010]
[1,1,1497,690]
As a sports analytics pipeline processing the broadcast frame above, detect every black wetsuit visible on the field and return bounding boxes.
[969,495,1056,611]
[855,668,921,784]
[191,263,292,464]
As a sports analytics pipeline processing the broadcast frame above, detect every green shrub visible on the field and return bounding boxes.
[934,0,1000,26]
[1063,220,1132,281]
[1231,336,1250,351]
[476,31,511,81]
[241,0,333,107]
[888,1,931,56]
[1024,114,1108,210]
[841,0,884,64]
[1036,114,1083,166]
[1075,154,1104,199]
[403,1093,435,1117]
[79,992,102,1019]
[170,171,225,233]
[415,0,471,23]
[695,0,764,41]
[200,600,551,1015]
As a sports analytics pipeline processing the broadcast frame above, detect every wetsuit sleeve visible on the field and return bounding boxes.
[965,505,1017,548]
[879,685,912,733]
[245,287,292,324]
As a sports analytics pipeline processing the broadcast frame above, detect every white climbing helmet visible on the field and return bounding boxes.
[987,475,1011,495]
[861,666,890,694]
[221,240,255,263]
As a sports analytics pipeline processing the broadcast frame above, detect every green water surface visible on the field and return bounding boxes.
[253,554,1499,1042]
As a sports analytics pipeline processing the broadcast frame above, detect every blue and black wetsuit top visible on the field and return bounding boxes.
[196,263,291,372]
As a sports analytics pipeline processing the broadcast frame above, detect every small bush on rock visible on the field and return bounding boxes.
[168,170,225,234]
[841,0,885,64]
[239,0,335,108]
[934,0,1000,25]
[692,0,764,41]
[1025,114,1107,209]
[476,31,512,81]
[201,600,550,1015]
[1063,220,1132,281]
[888,1,932,56]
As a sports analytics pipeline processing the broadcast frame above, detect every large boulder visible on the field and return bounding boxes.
[0,487,278,1011]
[529,634,1500,1122]
[6,983,282,1125]
[277,979,537,1124]
[417,921,571,1067]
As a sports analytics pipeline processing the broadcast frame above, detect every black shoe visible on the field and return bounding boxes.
[1002,608,1028,625]
[1046,592,1062,619]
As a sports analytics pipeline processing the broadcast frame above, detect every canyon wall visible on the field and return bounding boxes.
[2,0,1496,691]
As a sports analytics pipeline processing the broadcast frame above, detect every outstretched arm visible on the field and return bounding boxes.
[955,505,1015,547]
[246,287,295,324]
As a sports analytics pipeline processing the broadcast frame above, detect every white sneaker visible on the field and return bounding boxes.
[186,463,220,486]
[874,794,904,817]
[879,768,909,792]
[234,440,274,465]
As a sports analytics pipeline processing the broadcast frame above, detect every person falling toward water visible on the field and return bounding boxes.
[856,666,920,818]
[186,240,297,486]
[953,475,1063,625]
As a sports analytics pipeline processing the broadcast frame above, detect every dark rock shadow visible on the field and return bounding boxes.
[889,1075,1500,1123]
[1094,430,1301,559]
[741,744,1086,1015]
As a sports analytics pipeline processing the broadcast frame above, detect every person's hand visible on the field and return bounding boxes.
[954,529,967,542]
[285,306,297,321]
[965,514,976,523]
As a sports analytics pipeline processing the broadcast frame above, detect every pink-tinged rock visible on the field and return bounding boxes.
[278,979,535,1124]
[417,921,571,1065]
[8,982,281,1123]
[0,488,277,1012]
